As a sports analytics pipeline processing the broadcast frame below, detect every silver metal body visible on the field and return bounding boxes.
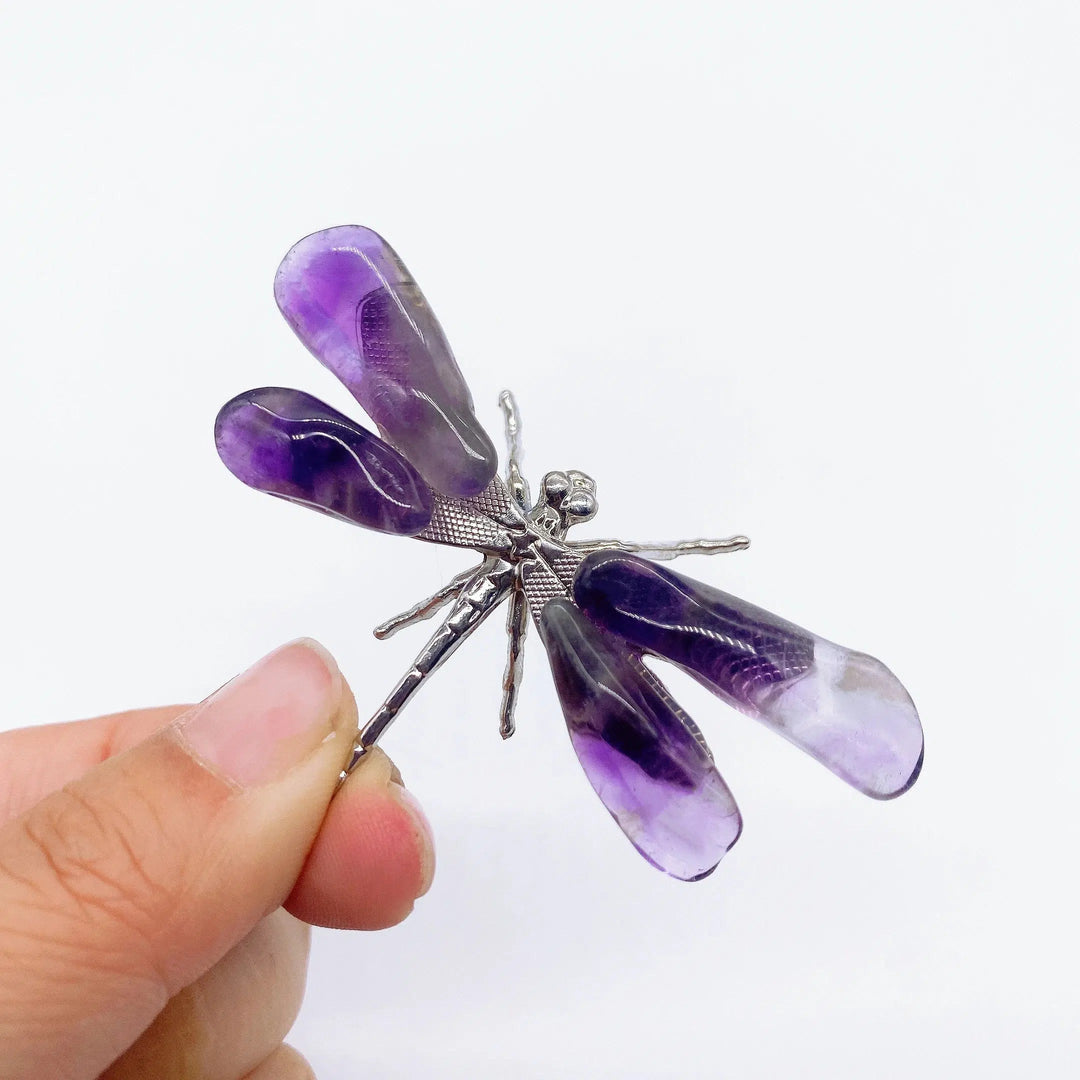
[342,392,749,779]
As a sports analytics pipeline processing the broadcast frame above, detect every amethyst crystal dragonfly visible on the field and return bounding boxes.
[215,225,924,881]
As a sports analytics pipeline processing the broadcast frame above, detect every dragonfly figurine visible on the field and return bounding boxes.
[215,225,924,881]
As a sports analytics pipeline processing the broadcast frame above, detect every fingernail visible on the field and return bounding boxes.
[177,639,343,788]
[390,783,436,897]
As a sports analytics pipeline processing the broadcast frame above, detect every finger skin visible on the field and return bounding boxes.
[1,712,436,929]
[0,642,356,1079]
[102,909,310,1080]
[286,747,435,930]
[242,1045,316,1080]
[0,706,190,824]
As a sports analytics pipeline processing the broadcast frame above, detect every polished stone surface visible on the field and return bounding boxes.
[573,552,924,799]
[273,225,497,498]
[540,597,742,880]
[215,387,433,534]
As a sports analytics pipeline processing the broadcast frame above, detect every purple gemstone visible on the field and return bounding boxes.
[215,387,433,535]
[273,225,497,498]
[539,597,742,880]
[573,552,924,799]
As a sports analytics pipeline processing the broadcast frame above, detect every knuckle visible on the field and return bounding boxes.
[15,770,183,951]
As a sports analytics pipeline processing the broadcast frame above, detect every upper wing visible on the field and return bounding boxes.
[215,387,433,535]
[571,551,924,800]
[273,225,497,498]
[216,391,528,554]
[220,226,520,542]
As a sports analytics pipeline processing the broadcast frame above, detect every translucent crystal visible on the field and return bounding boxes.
[215,387,433,534]
[573,552,924,799]
[273,225,497,498]
[540,598,742,880]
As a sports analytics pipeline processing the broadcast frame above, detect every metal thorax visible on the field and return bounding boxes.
[341,390,750,779]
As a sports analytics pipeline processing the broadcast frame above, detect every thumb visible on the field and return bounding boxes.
[0,639,358,1080]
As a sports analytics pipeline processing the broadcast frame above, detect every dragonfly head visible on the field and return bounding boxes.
[540,469,598,532]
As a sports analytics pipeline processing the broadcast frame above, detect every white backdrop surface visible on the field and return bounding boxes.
[2,3,1077,1077]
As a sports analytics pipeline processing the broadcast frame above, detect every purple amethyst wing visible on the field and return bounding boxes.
[572,552,923,799]
[273,225,498,499]
[215,387,432,535]
[539,597,742,880]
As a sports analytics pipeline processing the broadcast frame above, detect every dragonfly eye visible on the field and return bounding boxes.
[561,490,598,523]
[565,469,597,495]
[541,471,571,504]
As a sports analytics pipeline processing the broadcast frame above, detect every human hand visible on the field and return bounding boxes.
[0,639,435,1079]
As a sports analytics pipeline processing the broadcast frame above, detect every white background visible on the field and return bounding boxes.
[2,3,1077,1077]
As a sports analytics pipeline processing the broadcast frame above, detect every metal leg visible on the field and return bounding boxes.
[343,561,516,778]
[573,535,750,561]
[499,389,531,510]
[498,574,528,739]
[373,560,489,639]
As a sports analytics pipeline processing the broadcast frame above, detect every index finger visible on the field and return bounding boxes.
[0,706,189,825]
